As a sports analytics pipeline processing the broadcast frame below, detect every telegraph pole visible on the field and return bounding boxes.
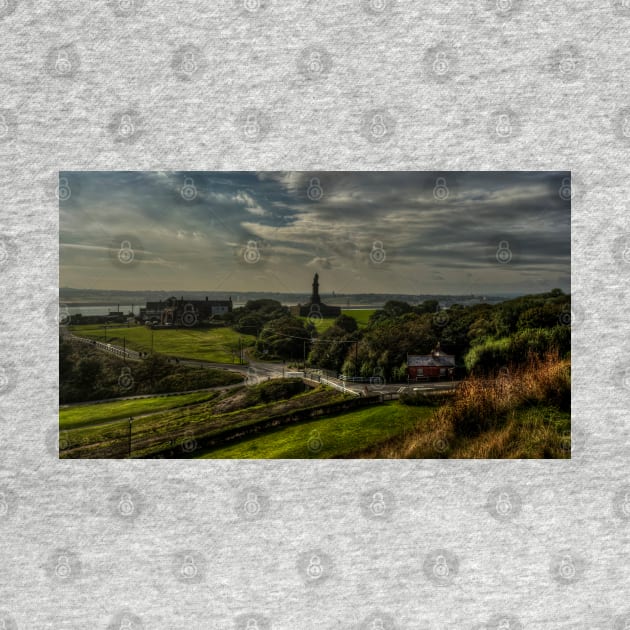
[128,417,133,457]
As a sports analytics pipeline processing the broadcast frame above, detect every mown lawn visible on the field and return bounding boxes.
[342,309,374,328]
[299,309,375,334]
[68,324,256,363]
[59,391,219,430]
[198,401,433,459]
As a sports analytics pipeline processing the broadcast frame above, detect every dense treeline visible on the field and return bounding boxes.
[224,290,570,381]
[319,290,569,381]
[60,339,242,403]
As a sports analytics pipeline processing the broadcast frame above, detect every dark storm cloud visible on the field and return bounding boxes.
[60,171,570,294]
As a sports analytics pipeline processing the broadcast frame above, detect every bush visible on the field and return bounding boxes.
[241,378,307,407]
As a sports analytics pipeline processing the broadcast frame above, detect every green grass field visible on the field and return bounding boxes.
[59,391,219,430]
[68,324,256,363]
[198,401,433,459]
[299,309,375,333]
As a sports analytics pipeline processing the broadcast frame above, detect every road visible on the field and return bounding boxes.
[64,330,460,394]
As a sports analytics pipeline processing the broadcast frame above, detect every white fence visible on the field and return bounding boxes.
[67,334,137,360]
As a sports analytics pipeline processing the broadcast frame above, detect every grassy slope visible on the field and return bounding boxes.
[198,401,433,459]
[59,391,219,430]
[68,324,256,363]
[352,355,571,459]
[59,384,352,458]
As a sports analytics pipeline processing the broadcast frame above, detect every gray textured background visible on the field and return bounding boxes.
[1,0,629,628]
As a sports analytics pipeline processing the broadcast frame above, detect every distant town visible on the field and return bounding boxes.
[60,287,513,325]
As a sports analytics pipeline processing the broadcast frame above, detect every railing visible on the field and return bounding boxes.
[68,334,137,360]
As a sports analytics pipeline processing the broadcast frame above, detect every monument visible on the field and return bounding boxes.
[291,273,341,318]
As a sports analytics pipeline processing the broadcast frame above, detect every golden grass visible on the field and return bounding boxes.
[357,353,570,459]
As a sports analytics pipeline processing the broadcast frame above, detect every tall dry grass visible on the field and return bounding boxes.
[356,352,570,459]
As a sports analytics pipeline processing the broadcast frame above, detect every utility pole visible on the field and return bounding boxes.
[355,341,359,378]
[104,325,107,343]
[128,417,133,457]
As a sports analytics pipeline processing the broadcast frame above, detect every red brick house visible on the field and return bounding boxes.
[407,344,456,381]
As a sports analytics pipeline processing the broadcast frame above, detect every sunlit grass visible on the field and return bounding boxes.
[68,324,256,363]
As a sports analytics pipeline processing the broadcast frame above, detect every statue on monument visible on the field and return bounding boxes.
[311,273,321,304]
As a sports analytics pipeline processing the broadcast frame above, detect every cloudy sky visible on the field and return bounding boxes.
[59,171,571,296]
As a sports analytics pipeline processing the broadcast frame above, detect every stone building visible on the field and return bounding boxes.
[139,296,232,327]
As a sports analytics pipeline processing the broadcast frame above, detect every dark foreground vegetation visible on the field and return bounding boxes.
[60,339,242,404]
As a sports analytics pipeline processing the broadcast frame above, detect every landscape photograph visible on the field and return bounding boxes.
[58,171,571,459]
